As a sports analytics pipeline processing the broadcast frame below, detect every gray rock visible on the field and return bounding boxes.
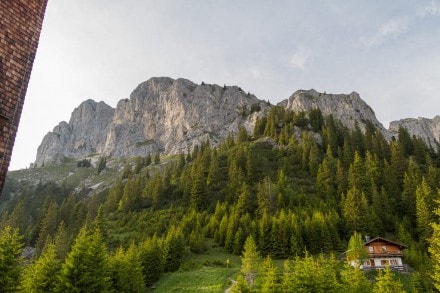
[389,116,440,146]
[34,78,267,166]
[279,89,387,134]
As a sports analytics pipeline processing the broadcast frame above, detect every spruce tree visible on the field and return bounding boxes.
[429,194,440,291]
[340,264,372,293]
[373,266,405,293]
[241,236,260,289]
[57,227,109,292]
[0,226,23,293]
[259,255,278,292]
[163,226,184,272]
[108,244,146,293]
[21,243,60,292]
[139,235,163,287]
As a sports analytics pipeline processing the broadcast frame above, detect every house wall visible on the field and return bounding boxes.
[0,0,48,194]
[366,241,402,254]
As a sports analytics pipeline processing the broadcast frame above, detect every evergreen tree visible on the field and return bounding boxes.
[57,227,109,292]
[346,231,369,267]
[342,187,370,235]
[0,226,23,293]
[241,236,260,289]
[416,179,433,242]
[340,265,372,293]
[103,178,124,214]
[373,266,405,293]
[35,201,58,253]
[163,226,184,272]
[259,255,278,292]
[429,195,440,291]
[139,236,163,287]
[21,243,60,293]
[53,221,70,260]
[108,244,146,293]
[190,164,208,210]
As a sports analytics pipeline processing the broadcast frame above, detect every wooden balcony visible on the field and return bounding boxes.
[368,251,403,258]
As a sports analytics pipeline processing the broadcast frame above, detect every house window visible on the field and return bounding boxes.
[368,246,373,252]
[390,259,398,265]
[382,245,387,252]
[381,260,389,266]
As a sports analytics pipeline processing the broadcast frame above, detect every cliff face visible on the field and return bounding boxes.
[34,78,439,167]
[34,100,115,167]
[279,89,387,133]
[389,116,440,145]
[34,77,266,166]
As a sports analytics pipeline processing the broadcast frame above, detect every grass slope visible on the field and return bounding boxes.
[152,240,240,292]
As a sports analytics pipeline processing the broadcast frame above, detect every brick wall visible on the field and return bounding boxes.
[0,0,48,194]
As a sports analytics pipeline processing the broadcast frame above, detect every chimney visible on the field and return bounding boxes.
[365,235,370,243]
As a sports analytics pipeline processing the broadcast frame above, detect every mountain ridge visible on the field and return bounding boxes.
[33,77,439,167]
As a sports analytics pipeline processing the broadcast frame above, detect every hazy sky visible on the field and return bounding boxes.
[10,0,440,170]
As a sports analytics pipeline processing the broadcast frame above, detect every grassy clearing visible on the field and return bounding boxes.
[151,240,241,292]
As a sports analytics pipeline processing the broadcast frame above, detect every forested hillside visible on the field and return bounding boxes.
[1,107,440,292]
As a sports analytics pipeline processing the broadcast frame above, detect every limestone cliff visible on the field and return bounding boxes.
[279,89,387,133]
[34,77,265,166]
[389,116,440,145]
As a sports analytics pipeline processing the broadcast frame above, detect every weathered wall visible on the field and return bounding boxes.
[0,0,48,193]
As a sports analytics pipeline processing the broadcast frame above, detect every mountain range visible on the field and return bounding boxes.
[33,77,440,167]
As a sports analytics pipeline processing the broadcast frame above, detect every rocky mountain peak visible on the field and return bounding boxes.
[34,77,267,167]
[389,115,440,145]
[280,89,386,133]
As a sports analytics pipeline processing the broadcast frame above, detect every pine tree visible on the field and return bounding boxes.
[346,231,369,267]
[139,235,163,287]
[416,179,434,242]
[259,255,278,292]
[429,195,440,291]
[35,201,58,253]
[103,178,124,214]
[373,266,405,293]
[57,227,109,292]
[190,164,208,210]
[53,221,70,260]
[0,226,23,293]
[340,264,372,293]
[108,244,146,293]
[241,236,260,289]
[21,243,61,292]
[163,226,184,272]
[342,187,370,235]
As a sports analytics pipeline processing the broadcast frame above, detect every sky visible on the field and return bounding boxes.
[10,0,440,170]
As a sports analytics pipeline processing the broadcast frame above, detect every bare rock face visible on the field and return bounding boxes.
[34,100,114,167]
[389,116,440,146]
[34,78,266,166]
[280,89,387,133]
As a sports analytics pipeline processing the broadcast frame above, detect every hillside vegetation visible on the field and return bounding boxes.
[1,107,440,292]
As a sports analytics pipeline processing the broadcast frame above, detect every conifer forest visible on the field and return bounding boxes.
[2,107,440,292]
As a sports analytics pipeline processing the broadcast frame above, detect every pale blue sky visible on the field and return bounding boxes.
[10,0,440,170]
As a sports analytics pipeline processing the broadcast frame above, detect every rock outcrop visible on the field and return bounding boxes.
[34,77,266,166]
[279,89,387,133]
[34,100,114,167]
[389,116,440,146]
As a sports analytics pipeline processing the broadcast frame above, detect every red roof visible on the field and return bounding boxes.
[364,237,407,249]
